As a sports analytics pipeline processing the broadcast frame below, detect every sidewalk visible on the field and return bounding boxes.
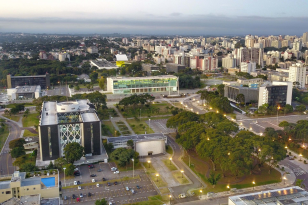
[286,149,308,171]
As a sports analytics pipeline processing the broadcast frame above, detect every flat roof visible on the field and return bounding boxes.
[20,194,40,204]
[229,186,308,205]
[41,101,58,125]
[41,197,60,205]
[9,75,47,78]
[16,85,40,94]
[115,54,128,61]
[108,75,178,80]
[107,133,166,143]
[91,60,117,68]
[0,181,11,189]
[81,112,99,122]
[20,177,41,187]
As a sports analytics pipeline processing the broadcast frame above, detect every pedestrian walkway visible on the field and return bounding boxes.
[109,104,135,135]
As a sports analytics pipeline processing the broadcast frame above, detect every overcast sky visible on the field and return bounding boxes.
[0,0,308,35]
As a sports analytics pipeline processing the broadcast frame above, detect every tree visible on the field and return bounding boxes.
[19,163,39,172]
[75,85,80,91]
[63,163,75,176]
[166,111,199,132]
[47,161,54,169]
[235,94,245,105]
[95,199,108,205]
[103,142,114,154]
[217,84,225,97]
[10,147,25,158]
[110,148,136,167]
[127,140,134,149]
[63,142,84,164]
[284,104,293,113]
[90,72,98,82]
[54,157,67,169]
[206,171,221,188]
[296,179,306,188]
[216,121,239,135]
[295,105,306,112]
[98,76,106,90]
[9,138,25,149]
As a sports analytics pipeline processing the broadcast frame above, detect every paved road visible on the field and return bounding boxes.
[0,120,22,175]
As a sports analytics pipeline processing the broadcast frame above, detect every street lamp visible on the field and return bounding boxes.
[156,173,159,182]
[149,119,151,133]
[207,137,210,141]
[63,167,66,187]
[169,195,172,204]
[169,157,172,165]
[285,146,288,149]
[228,152,230,156]
[181,170,184,178]
[224,114,226,117]
[299,154,302,161]
[132,158,135,178]
[147,160,151,168]
[216,110,219,113]
[227,185,230,189]
[283,176,287,185]
[260,133,263,136]
[252,181,255,190]
[277,106,281,125]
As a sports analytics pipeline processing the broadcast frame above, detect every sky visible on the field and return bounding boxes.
[0,0,308,35]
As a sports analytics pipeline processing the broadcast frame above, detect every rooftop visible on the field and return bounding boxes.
[0,181,11,189]
[107,133,166,143]
[40,197,60,205]
[115,54,128,61]
[229,186,308,205]
[20,177,41,187]
[9,74,47,78]
[108,75,178,80]
[20,194,40,205]
[16,85,40,94]
[90,59,117,68]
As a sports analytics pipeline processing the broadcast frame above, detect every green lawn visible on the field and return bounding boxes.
[166,145,173,155]
[22,113,39,127]
[162,159,177,171]
[127,119,154,134]
[102,120,119,137]
[288,146,308,160]
[23,129,37,137]
[172,170,189,184]
[0,125,9,152]
[127,195,170,205]
[3,114,20,122]
[5,103,35,108]
[142,162,168,188]
[120,102,172,118]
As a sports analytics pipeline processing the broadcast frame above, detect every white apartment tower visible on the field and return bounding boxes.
[303,32,308,43]
[289,62,306,88]
[240,62,256,73]
[222,54,236,68]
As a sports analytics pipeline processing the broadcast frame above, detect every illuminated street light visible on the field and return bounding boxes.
[169,157,172,165]
[181,170,184,178]
[224,114,226,117]
[299,154,302,161]
[156,173,159,182]
[147,160,151,168]
[283,176,287,185]
[216,110,219,113]
[252,181,255,190]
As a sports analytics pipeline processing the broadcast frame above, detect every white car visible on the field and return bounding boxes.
[74,181,77,185]
[125,187,129,191]
[96,183,99,187]
[92,179,95,182]
[78,186,81,190]
[111,167,117,171]
[178,193,186,198]
[114,171,120,174]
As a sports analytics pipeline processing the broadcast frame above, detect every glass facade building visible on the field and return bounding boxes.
[107,75,178,94]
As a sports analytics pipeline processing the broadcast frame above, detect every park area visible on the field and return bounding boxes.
[182,150,281,194]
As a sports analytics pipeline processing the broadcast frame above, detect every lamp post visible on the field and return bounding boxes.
[181,170,184,178]
[156,173,159,182]
[283,176,287,185]
[147,160,151,168]
[132,158,134,178]
[149,119,151,133]
[140,109,141,119]
[299,154,302,161]
[169,195,172,204]
[63,167,66,187]
[252,181,255,190]
[169,157,172,165]
[277,106,281,125]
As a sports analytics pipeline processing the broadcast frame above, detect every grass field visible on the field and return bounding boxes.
[5,103,35,108]
[22,113,39,127]
[120,102,172,118]
[142,162,167,188]
[127,119,154,134]
[0,125,9,152]
[172,170,189,184]
[127,195,170,205]
[159,187,170,195]
[166,145,173,155]
[102,120,119,137]
[162,159,177,171]
[182,150,281,194]
[23,129,37,137]
[4,114,20,122]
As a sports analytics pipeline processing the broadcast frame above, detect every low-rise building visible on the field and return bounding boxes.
[87,46,98,54]
[7,85,41,100]
[90,59,118,70]
[142,64,160,76]
[166,63,185,73]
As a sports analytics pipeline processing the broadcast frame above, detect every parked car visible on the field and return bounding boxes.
[131,189,135,194]
[80,193,83,198]
[74,181,77,185]
[97,169,102,172]
[88,164,94,168]
[88,192,91,197]
[178,193,186,198]
[77,181,80,185]
[126,187,129,191]
[111,167,117,171]
[114,171,120,174]
[136,185,140,189]
[72,194,76,199]
[114,181,118,185]
[74,171,80,176]
[90,174,96,177]
[78,186,81,190]
[107,182,111,186]
[64,196,68,200]
[76,198,80,202]
[92,179,95,183]
[289,156,294,160]
[96,183,99,187]
[102,178,106,181]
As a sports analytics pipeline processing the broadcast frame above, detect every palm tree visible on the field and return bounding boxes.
[206,171,221,188]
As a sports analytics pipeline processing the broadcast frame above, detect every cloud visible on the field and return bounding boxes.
[0,15,307,35]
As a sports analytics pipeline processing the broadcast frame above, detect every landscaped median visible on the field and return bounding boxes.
[171,170,189,184]
[142,162,167,188]
[62,175,140,189]
[124,195,171,205]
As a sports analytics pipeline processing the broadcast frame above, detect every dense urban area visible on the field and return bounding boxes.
[0,32,308,205]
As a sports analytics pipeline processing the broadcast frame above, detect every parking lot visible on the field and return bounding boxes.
[62,172,157,204]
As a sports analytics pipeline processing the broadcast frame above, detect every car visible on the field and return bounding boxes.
[88,164,94,168]
[97,169,102,172]
[114,181,118,185]
[72,194,76,199]
[96,183,99,187]
[88,192,91,197]
[74,171,80,176]
[131,189,135,194]
[90,174,96,177]
[74,181,77,185]
[178,193,186,198]
[64,196,68,200]
[102,178,106,181]
[78,186,81,190]
[76,198,80,202]
[107,182,111,186]
[125,186,129,191]
[92,179,95,182]
[80,193,83,198]
[74,168,79,171]
[289,156,295,160]
[114,171,120,174]
[111,167,117,171]
[109,202,113,205]
[77,181,80,185]
[136,185,140,189]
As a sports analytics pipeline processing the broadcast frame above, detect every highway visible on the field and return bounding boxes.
[0,120,22,175]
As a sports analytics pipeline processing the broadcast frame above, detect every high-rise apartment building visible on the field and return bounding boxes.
[293,41,302,51]
[240,62,256,73]
[289,62,306,88]
[282,40,290,48]
[303,32,308,43]
[271,40,282,49]
[222,54,236,68]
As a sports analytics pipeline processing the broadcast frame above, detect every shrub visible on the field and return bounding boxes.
[304,160,307,164]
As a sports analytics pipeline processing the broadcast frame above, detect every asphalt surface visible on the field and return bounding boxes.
[280,158,308,189]
[0,120,21,175]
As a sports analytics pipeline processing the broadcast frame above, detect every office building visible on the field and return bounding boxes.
[271,40,282,48]
[293,41,302,51]
[90,59,118,70]
[0,171,59,203]
[281,39,290,48]
[39,51,47,60]
[107,134,167,157]
[58,53,70,62]
[289,62,306,88]
[240,62,256,73]
[87,46,98,54]
[258,81,292,107]
[38,100,102,161]
[228,186,308,205]
[7,85,41,100]
[222,54,236,68]
[106,75,178,94]
[166,63,185,73]
[142,64,160,76]
[7,74,50,89]
[303,32,308,43]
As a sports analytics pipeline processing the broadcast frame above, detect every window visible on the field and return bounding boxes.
[33,188,35,190]
[6,191,11,194]
[2,192,3,194]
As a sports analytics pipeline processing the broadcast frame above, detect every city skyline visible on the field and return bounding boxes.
[1,0,308,35]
